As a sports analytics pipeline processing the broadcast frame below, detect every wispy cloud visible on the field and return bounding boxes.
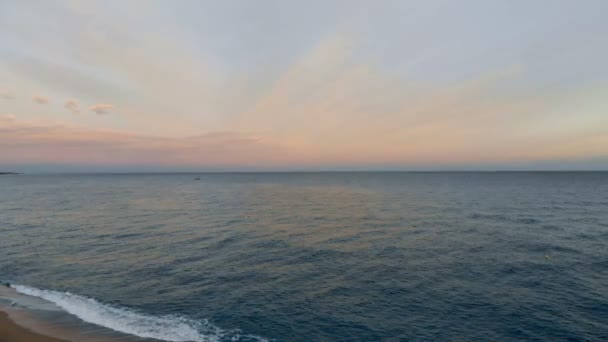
[4,31,608,169]
[89,104,113,115]
[32,95,50,104]
[0,90,15,100]
[1,1,607,170]
[231,33,608,166]
[64,99,80,114]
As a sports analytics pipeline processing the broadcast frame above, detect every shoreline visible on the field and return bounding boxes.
[0,285,155,342]
[0,310,68,342]
[0,306,153,342]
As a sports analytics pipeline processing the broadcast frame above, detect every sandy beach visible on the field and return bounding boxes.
[0,310,67,342]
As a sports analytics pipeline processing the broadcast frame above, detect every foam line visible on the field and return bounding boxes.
[11,284,266,342]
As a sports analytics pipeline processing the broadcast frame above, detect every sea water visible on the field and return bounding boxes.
[1,172,607,341]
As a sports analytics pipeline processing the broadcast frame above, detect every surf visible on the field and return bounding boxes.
[10,284,267,342]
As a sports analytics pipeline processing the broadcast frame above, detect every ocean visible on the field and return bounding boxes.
[1,172,607,341]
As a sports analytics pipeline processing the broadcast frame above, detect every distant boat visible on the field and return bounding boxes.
[194,177,200,180]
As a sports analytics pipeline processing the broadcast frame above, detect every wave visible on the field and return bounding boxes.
[11,284,267,342]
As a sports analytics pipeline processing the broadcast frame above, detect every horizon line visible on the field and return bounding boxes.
[6,170,608,175]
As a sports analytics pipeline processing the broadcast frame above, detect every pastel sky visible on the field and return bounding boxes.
[1,0,607,171]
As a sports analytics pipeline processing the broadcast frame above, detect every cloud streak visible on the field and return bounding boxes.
[0,118,298,167]
[231,34,608,167]
[1,114,606,170]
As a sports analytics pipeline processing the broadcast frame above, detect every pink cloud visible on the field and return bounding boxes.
[0,118,295,167]
[0,114,16,122]
[0,115,606,168]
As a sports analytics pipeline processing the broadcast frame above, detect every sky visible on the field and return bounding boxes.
[1,0,607,172]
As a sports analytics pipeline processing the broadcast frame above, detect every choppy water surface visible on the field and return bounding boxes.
[1,172,607,341]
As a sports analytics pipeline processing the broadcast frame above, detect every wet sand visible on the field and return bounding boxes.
[0,310,67,342]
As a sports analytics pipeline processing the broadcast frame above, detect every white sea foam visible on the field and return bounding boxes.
[11,284,265,342]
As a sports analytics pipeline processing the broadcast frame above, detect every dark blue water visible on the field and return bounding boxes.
[1,172,607,341]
